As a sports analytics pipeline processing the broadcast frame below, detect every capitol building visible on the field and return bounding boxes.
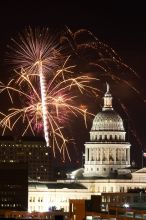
[83,83,130,178]
[28,84,146,212]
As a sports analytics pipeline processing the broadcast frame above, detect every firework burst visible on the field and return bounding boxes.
[0,54,98,159]
[1,27,145,162]
[6,27,63,147]
[61,27,146,154]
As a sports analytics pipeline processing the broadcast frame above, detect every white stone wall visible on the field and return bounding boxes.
[28,174,146,212]
[84,142,130,177]
[28,186,91,212]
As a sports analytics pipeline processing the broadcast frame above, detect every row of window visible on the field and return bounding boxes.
[86,167,114,171]
[0,203,21,207]
[0,144,46,147]
[0,151,49,155]
[29,197,43,202]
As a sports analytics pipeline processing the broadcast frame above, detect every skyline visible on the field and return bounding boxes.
[0,1,146,167]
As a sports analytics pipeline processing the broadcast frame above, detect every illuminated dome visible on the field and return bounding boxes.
[91,83,124,131]
[92,110,124,131]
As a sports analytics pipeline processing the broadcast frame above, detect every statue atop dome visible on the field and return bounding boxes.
[106,82,110,94]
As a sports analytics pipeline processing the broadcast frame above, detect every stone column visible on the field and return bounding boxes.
[101,148,103,164]
[88,147,90,162]
[126,148,128,161]
[96,148,98,161]
[128,148,130,165]
[119,149,122,164]
[98,148,101,162]
[108,148,109,163]
[89,147,92,161]
[85,147,88,162]
[94,148,96,161]
[114,148,116,164]
[124,148,127,161]
[121,148,123,161]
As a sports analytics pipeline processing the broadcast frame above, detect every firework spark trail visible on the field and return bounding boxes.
[38,60,49,146]
[62,28,141,91]
[118,99,143,148]
[63,27,146,113]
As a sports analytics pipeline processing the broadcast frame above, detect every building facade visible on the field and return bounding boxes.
[28,181,90,212]
[0,137,52,181]
[0,162,28,211]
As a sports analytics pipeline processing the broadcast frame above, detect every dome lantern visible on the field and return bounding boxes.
[91,83,124,131]
[103,83,113,111]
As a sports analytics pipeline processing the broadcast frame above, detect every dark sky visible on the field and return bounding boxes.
[0,1,146,168]
[0,0,145,78]
[0,1,145,79]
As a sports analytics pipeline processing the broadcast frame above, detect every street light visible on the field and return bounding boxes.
[123,203,129,208]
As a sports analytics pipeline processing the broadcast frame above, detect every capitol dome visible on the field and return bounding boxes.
[91,83,124,131]
[92,110,124,131]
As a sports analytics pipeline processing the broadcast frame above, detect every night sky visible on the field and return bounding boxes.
[0,1,146,168]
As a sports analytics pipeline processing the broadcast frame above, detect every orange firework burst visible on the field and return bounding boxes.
[1,26,145,162]
[6,27,63,147]
[0,56,98,160]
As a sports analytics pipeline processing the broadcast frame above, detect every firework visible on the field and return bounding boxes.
[1,27,144,161]
[61,27,146,154]
[0,55,98,159]
[62,28,140,87]
[6,27,63,147]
